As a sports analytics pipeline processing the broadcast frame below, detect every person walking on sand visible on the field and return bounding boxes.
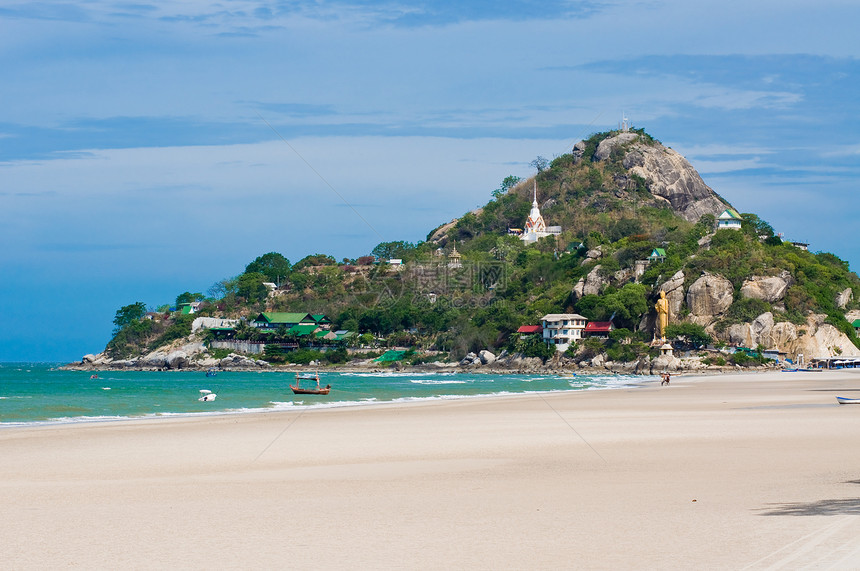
[661,372,670,386]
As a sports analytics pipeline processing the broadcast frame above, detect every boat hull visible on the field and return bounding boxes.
[290,385,331,395]
[836,396,860,404]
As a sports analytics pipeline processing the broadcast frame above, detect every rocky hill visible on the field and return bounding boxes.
[70,128,860,373]
[577,131,728,222]
[431,129,730,245]
[427,128,860,365]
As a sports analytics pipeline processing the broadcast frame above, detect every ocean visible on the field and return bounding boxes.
[0,363,650,427]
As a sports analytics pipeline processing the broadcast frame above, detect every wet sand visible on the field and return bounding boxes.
[3,370,860,569]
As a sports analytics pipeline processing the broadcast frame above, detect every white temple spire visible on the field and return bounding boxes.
[518,179,561,244]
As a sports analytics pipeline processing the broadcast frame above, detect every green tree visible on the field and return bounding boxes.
[175,291,204,306]
[764,235,782,246]
[293,253,337,271]
[325,347,349,364]
[245,252,292,284]
[236,272,268,302]
[664,323,712,348]
[207,277,238,300]
[576,283,648,329]
[371,241,416,261]
[113,302,147,333]
[530,156,549,173]
[289,272,311,291]
[492,175,521,199]
[515,334,556,362]
[741,213,775,239]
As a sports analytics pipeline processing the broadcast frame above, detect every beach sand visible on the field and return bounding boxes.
[3,371,860,569]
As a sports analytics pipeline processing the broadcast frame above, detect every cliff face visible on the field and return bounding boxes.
[725,313,857,360]
[656,270,857,360]
[575,132,728,223]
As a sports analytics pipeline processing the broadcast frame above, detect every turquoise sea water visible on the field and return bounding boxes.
[0,363,650,426]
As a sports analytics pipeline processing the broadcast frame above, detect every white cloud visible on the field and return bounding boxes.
[0,135,562,265]
[670,143,777,157]
[819,144,860,158]
[689,158,771,175]
[4,0,860,360]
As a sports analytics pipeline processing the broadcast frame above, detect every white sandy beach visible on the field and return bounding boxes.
[3,370,860,569]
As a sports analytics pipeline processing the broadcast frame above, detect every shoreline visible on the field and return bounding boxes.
[4,370,860,568]
[2,369,655,430]
[59,359,765,376]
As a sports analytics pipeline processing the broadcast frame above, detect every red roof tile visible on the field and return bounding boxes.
[517,325,543,334]
[584,321,613,332]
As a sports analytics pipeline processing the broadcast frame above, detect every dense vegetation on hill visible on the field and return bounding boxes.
[106,129,860,363]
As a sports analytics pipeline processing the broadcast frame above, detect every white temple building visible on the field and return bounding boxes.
[520,181,562,243]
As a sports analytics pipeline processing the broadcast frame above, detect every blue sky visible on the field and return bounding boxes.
[2,0,858,361]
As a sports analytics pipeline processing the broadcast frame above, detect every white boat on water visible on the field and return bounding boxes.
[836,396,860,404]
[198,389,217,402]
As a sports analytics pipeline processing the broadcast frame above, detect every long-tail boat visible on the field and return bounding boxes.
[290,372,331,395]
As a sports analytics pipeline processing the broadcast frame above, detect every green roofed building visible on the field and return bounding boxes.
[717,208,743,230]
[178,302,202,315]
[252,312,332,330]
[288,324,319,337]
[334,330,356,342]
[311,314,332,326]
[648,248,666,263]
[252,312,316,329]
[209,327,235,340]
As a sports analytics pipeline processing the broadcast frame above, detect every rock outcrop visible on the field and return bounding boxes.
[191,317,240,333]
[589,132,728,223]
[798,320,857,358]
[218,353,269,369]
[650,353,681,372]
[428,218,460,245]
[581,246,603,265]
[572,265,609,300]
[740,271,793,303]
[140,351,169,369]
[583,266,608,296]
[686,273,734,323]
[478,350,496,365]
[726,313,776,347]
[836,288,853,309]
[572,278,585,300]
[724,312,857,360]
[660,270,686,318]
[166,350,188,370]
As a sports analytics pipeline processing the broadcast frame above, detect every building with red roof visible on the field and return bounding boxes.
[517,325,543,335]
[583,321,614,338]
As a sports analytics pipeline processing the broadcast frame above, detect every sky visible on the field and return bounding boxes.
[2,0,858,362]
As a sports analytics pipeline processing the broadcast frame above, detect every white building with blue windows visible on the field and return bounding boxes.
[541,313,587,352]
